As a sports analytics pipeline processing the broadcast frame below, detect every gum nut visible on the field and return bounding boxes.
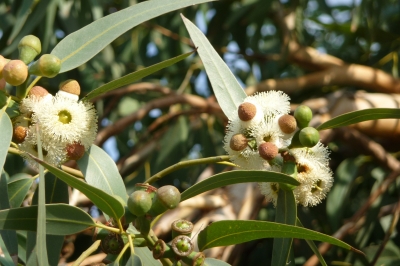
[156,185,181,209]
[294,105,313,129]
[278,114,297,134]
[127,190,152,217]
[28,86,49,98]
[258,142,278,161]
[230,133,248,151]
[238,102,257,121]
[299,127,320,148]
[2,60,28,86]
[65,142,85,161]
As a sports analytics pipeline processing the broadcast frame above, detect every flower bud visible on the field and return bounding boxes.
[18,35,41,64]
[65,142,85,161]
[28,86,49,98]
[294,105,313,129]
[229,133,248,151]
[148,185,181,216]
[171,235,194,257]
[58,79,80,101]
[13,126,27,143]
[2,60,28,86]
[238,102,257,121]
[100,233,124,255]
[299,127,320,148]
[0,56,10,79]
[127,190,152,217]
[28,54,61,78]
[171,219,194,239]
[258,142,278,161]
[181,251,206,266]
[278,114,297,134]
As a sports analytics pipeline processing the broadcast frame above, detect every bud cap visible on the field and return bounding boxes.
[18,35,41,64]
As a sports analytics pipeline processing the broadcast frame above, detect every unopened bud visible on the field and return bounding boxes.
[229,133,248,151]
[299,127,320,148]
[66,142,85,160]
[2,60,28,86]
[278,114,297,134]
[258,142,278,161]
[28,54,61,78]
[148,185,181,217]
[238,102,257,121]
[0,56,10,79]
[13,126,27,143]
[18,35,41,64]
[127,190,152,217]
[294,105,313,129]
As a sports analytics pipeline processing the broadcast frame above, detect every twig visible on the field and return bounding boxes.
[71,240,101,266]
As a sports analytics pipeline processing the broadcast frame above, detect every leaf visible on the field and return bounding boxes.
[0,108,12,170]
[0,235,14,266]
[0,204,95,235]
[180,170,300,202]
[77,145,127,202]
[181,14,247,120]
[51,0,215,73]
[7,0,34,43]
[271,190,296,266]
[317,108,400,131]
[84,51,195,101]
[197,220,363,255]
[33,155,125,220]
[204,258,231,266]
[8,174,34,208]
[134,247,162,266]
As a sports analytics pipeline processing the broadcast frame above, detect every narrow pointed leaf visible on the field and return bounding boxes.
[51,0,214,73]
[77,145,127,201]
[180,170,300,202]
[32,156,125,220]
[317,108,400,131]
[0,235,14,266]
[271,190,296,266]
[181,14,247,120]
[8,174,34,208]
[0,109,12,170]
[0,204,95,235]
[197,220,363,256]
[84,51,195,101]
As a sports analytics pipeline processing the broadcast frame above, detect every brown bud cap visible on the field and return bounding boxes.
[13,126,27,143]
[258,142,278,161]
[229,133,248,151]
[59,79,80,96]
[278,114,297,134]
[66,142,85,161]
[28,86,49,98]
[238,102,257,121]
[2,60,28,86]
[0,56,10,79]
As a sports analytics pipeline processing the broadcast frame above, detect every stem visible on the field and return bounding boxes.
[72,240,101,266]
[146,155,231,184]
[8,147,22,156]
[61,165,85,179]
[115,242,130,264]
[128,234,135,256]
[94,222,120,234]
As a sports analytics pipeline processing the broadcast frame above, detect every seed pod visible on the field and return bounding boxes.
[153,239,175,259]
[258,142,278,161]
[148,185,181,216]
[294,105,313,129]
[18,35,41,64]
[299,127,320,148]
[2,60,28,86]
[100,233,124,255]
[171,219,194,238]
[0,56,10,79]
[181,251,206,266]
[65,142,85,161]
[229,133,248,151]
[278,114,297,134]
[171,235,194,257]
[13,126,27,144]
[28,54,61,78]
[127,190,152,217]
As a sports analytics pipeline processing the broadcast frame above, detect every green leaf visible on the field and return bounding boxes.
[51,0,214,73]
[77,145,127,202]
[134,247,162,266]
[8,174,34,208]
[7,0,34,43]
[33,155,125,220]
[317,108,400,131]
[0,204,95,235]
[84,51,195,101]
[204,258,231,266]
[197,220,363,255]
[0,109,12,170]
[271,190,296,266]
[181,14,247,120]
[180,170,300,202]
[0,235,14,266]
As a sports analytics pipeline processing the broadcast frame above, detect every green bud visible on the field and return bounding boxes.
[299,127,320,148]
[294,105,313,129]
[0,56,10,79]
[2,60,28,86]
[288,130,302,149]
[18,35,41,64]
[127,190,152,217]
[148,185,181,217]
[172,235,194,257]
[28,54,61,78]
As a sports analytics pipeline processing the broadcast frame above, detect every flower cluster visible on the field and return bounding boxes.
[223,91,333,207]
[14,80,97,169]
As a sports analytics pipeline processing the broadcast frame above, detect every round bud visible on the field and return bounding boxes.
[13,126,27,144]
[28,86,49,98]
[238,102,257,121]
[59,79,80,96]
[258,142,278,161]
[149,185,181,216]
[229,133,248,151]
[2,60,28,86]
[29,54,61,78]
[0,56,10,79]
[100,233,124,255]
[278,114,297,134]
[65,142,85,161]
[294,105,313,129]
[127,190,153,217]
[18,35,41,64]
[299,127,320,148]
[172,235,194,257]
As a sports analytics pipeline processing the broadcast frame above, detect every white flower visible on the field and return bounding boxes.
[259,182,280,206]
[249,91,290,117]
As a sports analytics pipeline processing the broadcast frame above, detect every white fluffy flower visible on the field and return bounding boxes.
[249,91,290,116]
[259,182,280,206]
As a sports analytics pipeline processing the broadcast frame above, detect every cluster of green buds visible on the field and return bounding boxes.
[152,219,205,266]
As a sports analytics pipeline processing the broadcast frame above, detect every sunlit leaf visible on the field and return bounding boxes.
[0,109,12,170]
[135,247,162,266]
[8,174,34,208]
